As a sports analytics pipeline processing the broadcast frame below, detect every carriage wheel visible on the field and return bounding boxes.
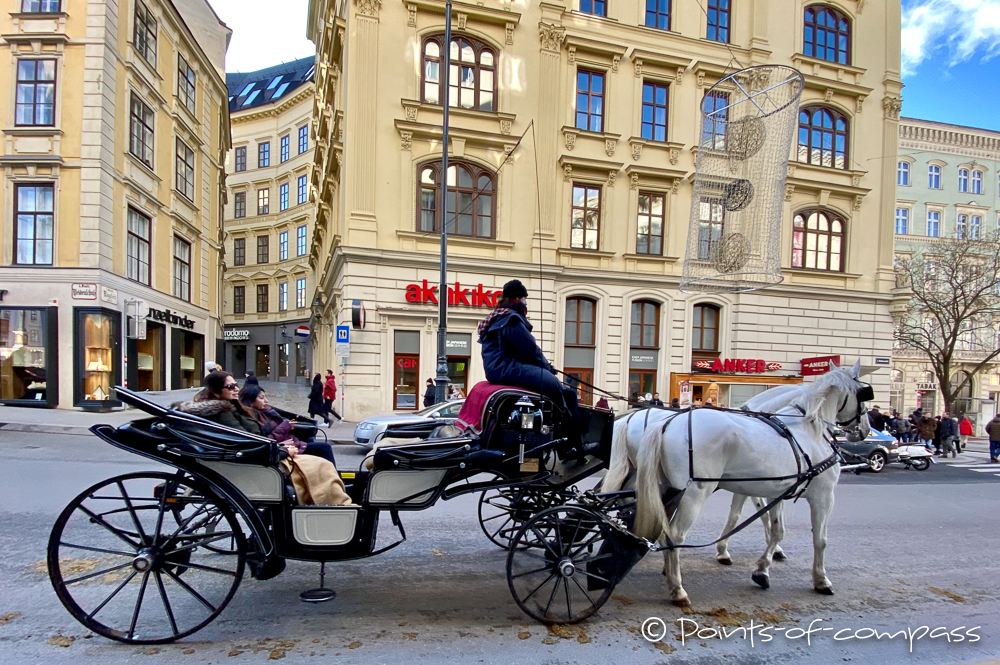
[48,472,246,644]
[479,487,563,550]
[507,506,615,624]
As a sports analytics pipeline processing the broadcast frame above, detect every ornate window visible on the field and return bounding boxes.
[126,207,150,284]
[417,161,495,238]
[258,141,269,168]
[565,297,596,346]
[701,92,729,149]
[22,0,61,11]
[257,188,269,215]
[636,192,665,255]
[797,106,848,169]
[792,209,844,272]
[14,184,54,265]
[971,215,982,239]
[234,192,246,219]
[15,59,56,126]
[803,5,850,65]
[233,237,245,265]
[706,0,730,42]
[175,138,195,201]
[297,225,307,256]
[172,236,191,302]
[299,125,309,154]
[972,170,983,194]
[897,161,910,186]
[280,135,290,163]
[278,230,288,261]
[645,0,670,29]
[234,146,246,172]
[958,168,969,193]
[928,164,941,189]
[630,301,660,348]
[575,70,605,132]
[233,285,245,314]
[134,0,158,67]
[692,304,720,353]
[571,184,601,250]
[957,214,968,239]
[256,284,268,313]
[129,94,155,168]
[421,35,497,112]
[894,207,908,235]
[927,210,940,237]
[256,235,269,264]
[297,175,307,204]
[641,82,669,142]
[177,55,196,113]
[279,183,289,211]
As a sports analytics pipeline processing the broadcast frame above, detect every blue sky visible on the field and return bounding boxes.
[901,0,1000,130]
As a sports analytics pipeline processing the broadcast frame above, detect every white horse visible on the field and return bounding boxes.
[603,382,809,566]
[633,363,870,605]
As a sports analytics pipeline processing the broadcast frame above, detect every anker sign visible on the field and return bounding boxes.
[404,280,502,308]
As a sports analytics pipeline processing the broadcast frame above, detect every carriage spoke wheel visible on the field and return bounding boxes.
[48,472,246,644]
[507,506,615,624]
[479,487,563,550]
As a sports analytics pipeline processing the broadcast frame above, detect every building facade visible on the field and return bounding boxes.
[1,0,231,409]
[307,0,903,421]
[892,117,1000,425]
[221,58,316,384]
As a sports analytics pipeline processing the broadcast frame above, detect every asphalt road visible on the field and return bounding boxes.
[1,429,998,665]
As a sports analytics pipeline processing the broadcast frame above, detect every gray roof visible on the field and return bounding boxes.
[226,56,315,113]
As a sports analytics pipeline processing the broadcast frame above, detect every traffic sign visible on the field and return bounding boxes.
[336,325,350,344]
[295,325,310,337]
[336,343,350,358]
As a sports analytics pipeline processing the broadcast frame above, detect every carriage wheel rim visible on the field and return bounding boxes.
[506,505,615,625]
[48,472,246,644]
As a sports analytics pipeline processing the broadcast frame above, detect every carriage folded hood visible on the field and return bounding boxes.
[173,399,235,418]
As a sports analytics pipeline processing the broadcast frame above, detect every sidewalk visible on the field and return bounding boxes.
[0,380,358,444]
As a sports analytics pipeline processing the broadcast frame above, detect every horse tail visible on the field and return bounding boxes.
[601,417,632,492]
[634,422,671,541]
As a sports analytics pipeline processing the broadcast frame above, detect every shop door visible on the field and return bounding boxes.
[394,354,419,410]
[230,344,247,378]
[255,345,271,379]
[74,308,122,406]
[628,370,657,402]
[565,368,594,406]
[171,329,205,389]
[127,322,165,392]
[447,356,469,398]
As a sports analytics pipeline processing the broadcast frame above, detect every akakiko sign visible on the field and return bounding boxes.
[404,280,502,308]
[801,355,841,376]
[694,358,783,374]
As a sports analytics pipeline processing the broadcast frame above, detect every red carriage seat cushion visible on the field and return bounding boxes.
[455,381,538,435]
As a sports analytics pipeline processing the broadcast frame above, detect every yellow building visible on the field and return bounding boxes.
[0,0,231,408]
[221,58,316,384]
[308,0,903,420]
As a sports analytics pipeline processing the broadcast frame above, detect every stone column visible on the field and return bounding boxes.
[347,0,381,242]
[536,22,565,234]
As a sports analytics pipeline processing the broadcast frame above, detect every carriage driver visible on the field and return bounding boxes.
[477,279,582,440]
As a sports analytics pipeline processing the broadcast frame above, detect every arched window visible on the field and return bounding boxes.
[792,209,845,272]
[630,300,660,348]
[565,297,597,405]
[972,170,983,194]
[803,5,851,65]
[797,106,848,169]
[897,161,910,186]
[565,297,596,346]
[928,164,941,189]
[421,34,497,112]
[891,369,903,383]
[417,161,495,238]
[958,168,969,193]
[692,304,720,354]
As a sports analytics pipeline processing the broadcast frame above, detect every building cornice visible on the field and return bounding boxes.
[231,85,316,125]
[899,118,1000,160]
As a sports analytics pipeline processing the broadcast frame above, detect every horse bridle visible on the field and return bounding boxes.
[833,381,874,442]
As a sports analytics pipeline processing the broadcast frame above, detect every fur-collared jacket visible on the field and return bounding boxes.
[174,398,262,435]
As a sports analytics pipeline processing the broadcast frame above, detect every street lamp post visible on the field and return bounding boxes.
[434,0,453,404]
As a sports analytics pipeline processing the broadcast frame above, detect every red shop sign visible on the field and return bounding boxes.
[397,357,418,369]
[801,355,840,376]
[693,358,783,374]
[404,280,501,308]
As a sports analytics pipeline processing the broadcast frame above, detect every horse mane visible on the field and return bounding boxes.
[792,367,857,422]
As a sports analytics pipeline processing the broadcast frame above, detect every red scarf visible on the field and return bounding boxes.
[478,307,514,337]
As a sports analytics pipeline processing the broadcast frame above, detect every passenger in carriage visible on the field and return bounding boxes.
[176,370,263,434]
[477,279,581,440]
[238,384,337,464]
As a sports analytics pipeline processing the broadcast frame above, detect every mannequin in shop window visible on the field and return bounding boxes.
[477,279,581,440]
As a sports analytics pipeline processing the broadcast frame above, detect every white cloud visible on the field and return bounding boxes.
[901,0,1000,76]
[208,0,315,73]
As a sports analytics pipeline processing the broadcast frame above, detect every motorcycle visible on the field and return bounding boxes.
[895,440,934,471]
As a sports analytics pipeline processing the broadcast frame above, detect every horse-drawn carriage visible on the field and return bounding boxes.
[47,383,644,644]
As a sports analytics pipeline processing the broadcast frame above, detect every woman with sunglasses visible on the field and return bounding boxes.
[175,370,263,435]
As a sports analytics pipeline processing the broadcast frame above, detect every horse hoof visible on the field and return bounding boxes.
[814,586,834,596]
[717,556,733,566]
[751,572,770,590]
[671,596,691,608]
[773,551,787,562]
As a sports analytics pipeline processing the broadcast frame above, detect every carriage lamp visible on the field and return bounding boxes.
[510,396,542,432]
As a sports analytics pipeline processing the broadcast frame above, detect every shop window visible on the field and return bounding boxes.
[565,369,594,407]
[417,161,495,238]
[575,70,604,133]
[571,184,601,250]
[133,0,158,67]
[421,34,497,111]
[172,236,191,301]
[692,303,720,357]
[445,332,472,398]
[0,307,56,406]
[791,209,844,272]
[233,237,245,265]
[278,343,290,378]
[14,184,54,265]
[235,146,246,172]
[641,82,668,142]
[256,284,268,312]
[628,370,657,402]
[231,344,247,378]
[128,321,164,392]
[74,308,121,406]
[803,4,850,65]
[255,345,271,378]
[636,192,664,255]
[15,59,56,127]
[295,342,308,379]
[394,330,420,410]
[565,297,596,406]
[233,285,245,314]
[797,106,848,169]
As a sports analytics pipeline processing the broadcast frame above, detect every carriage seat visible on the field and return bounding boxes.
[455,381,540,435]
[370,437,503,471]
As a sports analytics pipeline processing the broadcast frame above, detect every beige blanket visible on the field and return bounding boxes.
[282,455,354,505]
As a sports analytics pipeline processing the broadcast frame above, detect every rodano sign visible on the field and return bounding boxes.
[404,280,502,308]
[224,329,250,341]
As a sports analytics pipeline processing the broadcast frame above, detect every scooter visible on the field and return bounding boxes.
[895,440,934,471]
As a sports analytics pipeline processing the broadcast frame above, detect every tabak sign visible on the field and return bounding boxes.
[693,358,783,374]
[404,280,502,308]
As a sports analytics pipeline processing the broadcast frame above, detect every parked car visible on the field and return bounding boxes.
[834,427,899,473]
[353,399,466,449]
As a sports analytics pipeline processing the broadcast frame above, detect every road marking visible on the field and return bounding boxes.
[968,468,998,473]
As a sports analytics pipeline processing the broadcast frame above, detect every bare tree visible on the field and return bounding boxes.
[894,235,1000,414]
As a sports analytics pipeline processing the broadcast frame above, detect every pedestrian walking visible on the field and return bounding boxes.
[244,371,259,387]
[323,370,343,422]
[916,415,937,451]
[986,413,1000,463]
[308,373,331,426]
[959,415,973,454]
[892,411,910,442]
[868,406,886,432]
[931,416,943,454]
[423,378,436,408]
[938,411,957,458]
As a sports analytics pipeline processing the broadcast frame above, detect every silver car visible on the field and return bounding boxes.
[353,399,465,448]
